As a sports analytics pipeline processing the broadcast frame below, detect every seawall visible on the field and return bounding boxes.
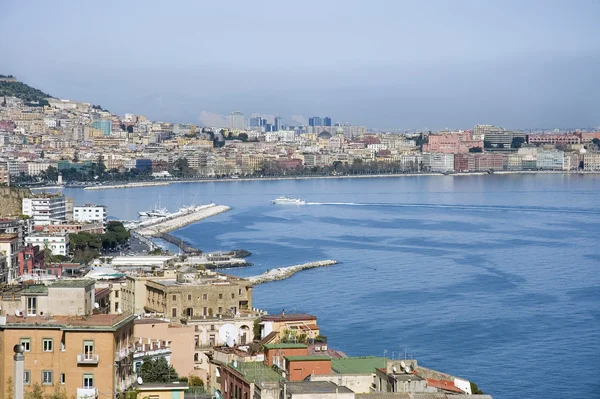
[135,204,230,236]
[247,260,338,284]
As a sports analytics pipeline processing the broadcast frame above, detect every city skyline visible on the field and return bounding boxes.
[0,1,599,129]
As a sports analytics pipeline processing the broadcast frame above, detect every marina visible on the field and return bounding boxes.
[134,203,231,236]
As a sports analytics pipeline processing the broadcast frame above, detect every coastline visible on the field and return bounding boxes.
[51,170,600,191]
[247,260,338,284]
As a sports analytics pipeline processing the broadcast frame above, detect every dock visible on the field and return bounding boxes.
[247,260,338,284]
[135,204,230,236]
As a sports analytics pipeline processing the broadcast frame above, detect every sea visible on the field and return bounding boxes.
[62,174,600,399]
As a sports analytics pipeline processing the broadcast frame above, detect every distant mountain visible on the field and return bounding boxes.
[0,75,54,106]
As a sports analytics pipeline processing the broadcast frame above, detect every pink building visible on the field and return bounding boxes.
[527,133,581,145]
[423,133,483,154]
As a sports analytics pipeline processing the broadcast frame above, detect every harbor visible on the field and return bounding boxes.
[247,260,338,284]
[84,182,170,190]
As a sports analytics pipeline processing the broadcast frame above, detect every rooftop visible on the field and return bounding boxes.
[51,279,94,288]
[332,357,387,374]
[236,361,282,383]
[262,313,317,322]
[284,355,331,362]
[135,318,170,325]
[285,381,353,395]
[3,312,135,330]
[264,343,307,350]
[132,382,189,391]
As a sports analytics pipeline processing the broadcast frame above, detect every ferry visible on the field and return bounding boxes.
[271,196,306,205]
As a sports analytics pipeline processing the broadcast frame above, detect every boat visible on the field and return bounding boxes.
[141,207,170,218]
[271,196,305,205]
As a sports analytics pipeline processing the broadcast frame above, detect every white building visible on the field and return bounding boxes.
[423,153,454,172]
[22,195,67,226]
[230,111,245,130]
[536,150,565,170]
[583,153,600,171]
[73,204,107,230]
[25,233,70,256]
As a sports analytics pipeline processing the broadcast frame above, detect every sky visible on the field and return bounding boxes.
[0,0,599,130]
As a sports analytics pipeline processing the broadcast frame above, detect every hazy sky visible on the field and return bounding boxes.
[1,0,599,129]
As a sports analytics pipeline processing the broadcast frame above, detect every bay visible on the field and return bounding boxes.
[63,174,600,399]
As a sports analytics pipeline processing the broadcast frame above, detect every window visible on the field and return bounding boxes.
[60,373,65,384]
[26,297,37,315]
[114,302,119,312]
[20,338,31,352]
[194,353,199,362]
[83,374,94,388]
[188,294,192,301]
[219,293,223,299]
[239,289,242,296]
[115,291,119,298]
[203,294,207,300]
[42,371,53,385]
[231,293,235,299]
[172,308,177,317]
[218,307,222,314]
[43,338,53,352]
[83,340,94,358]
[172,295,177,301]
[23,370,31,385]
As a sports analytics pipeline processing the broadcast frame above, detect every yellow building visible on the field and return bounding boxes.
[0,312,137,399]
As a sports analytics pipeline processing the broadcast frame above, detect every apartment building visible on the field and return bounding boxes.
[0,280,137,399]
[0,233,19,283]
[0,168,8,186]
[422,153,454,172]
[22,195,67,226]
[24,233,69,256]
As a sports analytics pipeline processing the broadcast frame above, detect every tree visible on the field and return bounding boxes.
[73,151,79,163]
[253,318,261,340]
[139,356,179,383]
[127,125,134,133]
[592,138,600,148]
[469,147,483,153]
[24,383,44,399]
[6,377,13,399]
[470,382,484,394]
[46,385,68,399]
[238,132,248,142]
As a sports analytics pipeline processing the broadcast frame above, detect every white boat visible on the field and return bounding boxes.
[145,208,171,218]
[271,196,305,205]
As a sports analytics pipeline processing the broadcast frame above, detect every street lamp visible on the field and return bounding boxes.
[14,344,25,399]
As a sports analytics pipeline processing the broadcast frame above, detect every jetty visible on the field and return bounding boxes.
[247,260,338,284]
[84,182,170,190]
[135,204,230,236]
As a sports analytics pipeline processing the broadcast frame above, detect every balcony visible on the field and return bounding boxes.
[76,388,97,399]
[77,353,99,365]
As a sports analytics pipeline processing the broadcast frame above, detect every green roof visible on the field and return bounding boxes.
[332,357,387,374]
[51,279,95,288]
[22,285,48,294]
[236,361,282,383]
[264,343,308,350]
[284,355,331,362]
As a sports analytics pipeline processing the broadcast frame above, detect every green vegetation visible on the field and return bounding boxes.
[0,79,53,106]
[139,356,179,383]
[469,146,483,153]
[70,221,130,263]
[23,383,68,399]
[470,381,484,394]
[511,137,526,148]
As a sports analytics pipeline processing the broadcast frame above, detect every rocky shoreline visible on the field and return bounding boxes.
[247,260,338,284]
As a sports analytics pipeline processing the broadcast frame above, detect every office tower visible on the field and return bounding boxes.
[274,117,282,132]
[230,111,245,130]
[323,117,332,126]
[309,117,322,127]
[249,117,261,127]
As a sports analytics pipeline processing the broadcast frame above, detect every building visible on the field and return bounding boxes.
[22,195,67,226]
[73,204,107,228]
[133,318,199,379]
[91,119,112,136]
[230,112,245,130]
[17,244,44,276]
[24,233,69,256]
[259,312,320,343]
[309,356,387,393]
[285,356,332,381]
[528,133,580,146]
[285,382,353,399]
[309,117,322,127]
[583,153,600,171]
[423,132,483,154]
[536,150,566,170]
[130,382,188,399]
[274,117,282,132]
[323,117,332,127]
[0,168,9,186]
[422,153,454,172]
[0,233,19,283]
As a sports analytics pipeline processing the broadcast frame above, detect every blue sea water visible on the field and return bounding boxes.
[63,174,600,399]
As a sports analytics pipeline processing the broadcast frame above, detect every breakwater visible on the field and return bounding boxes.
[247,260,338,284]
[84,182,170,190]
[155,232,201,254]
[135,204,230,236]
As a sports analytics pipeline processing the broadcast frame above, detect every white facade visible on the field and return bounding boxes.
[25,234,70,256]
[423,153,454,172]
[536,150,565,170]
[73,204,107,225]
[22,196,67,226]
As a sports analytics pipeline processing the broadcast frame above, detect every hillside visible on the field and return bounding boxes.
[0,186,30,218]
[0,75,54,106]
